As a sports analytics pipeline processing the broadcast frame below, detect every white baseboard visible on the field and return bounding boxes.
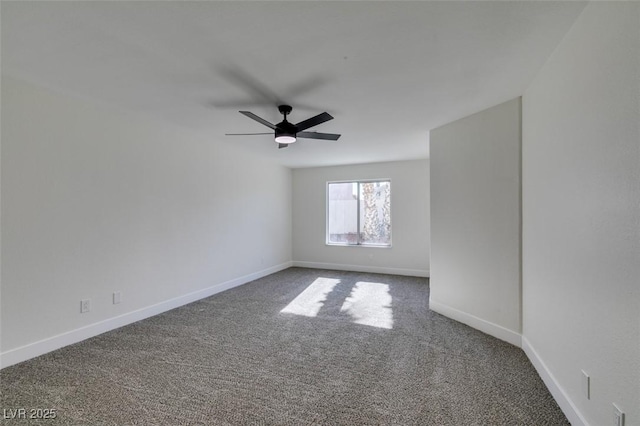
[427,300,585,424]
[522,337,588,426]
[428,298,522,347]
[0,262,293,369]
[0,263,586,426]
[292,261,429,278]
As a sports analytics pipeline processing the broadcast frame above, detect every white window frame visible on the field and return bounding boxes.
[325,179,392,248]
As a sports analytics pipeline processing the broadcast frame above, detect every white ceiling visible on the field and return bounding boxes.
[1,1,586,168]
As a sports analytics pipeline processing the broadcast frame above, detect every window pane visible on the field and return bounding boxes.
[328,182,358,244]
[359,181,391,245]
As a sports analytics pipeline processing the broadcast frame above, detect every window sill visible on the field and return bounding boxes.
[325,243,392,249]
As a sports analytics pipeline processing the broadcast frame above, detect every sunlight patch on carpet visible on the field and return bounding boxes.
[280,277,341,317]
[341,281,393,329]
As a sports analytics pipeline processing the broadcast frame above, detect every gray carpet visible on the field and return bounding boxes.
[0,267,568,425]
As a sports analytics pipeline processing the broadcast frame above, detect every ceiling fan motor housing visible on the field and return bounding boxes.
[275,121,297,143]
[276,106,297,142]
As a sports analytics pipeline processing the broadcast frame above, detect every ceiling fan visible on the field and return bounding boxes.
[226,105,341,149]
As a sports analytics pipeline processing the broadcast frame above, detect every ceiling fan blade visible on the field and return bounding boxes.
[295,112,333,132]
[219,67,282,105]
[225,133,273,136]
[239,111,277,130]
[278,143,289,149]
[297,131,341,141]
[212,99,275,109]
[283,75,328,100]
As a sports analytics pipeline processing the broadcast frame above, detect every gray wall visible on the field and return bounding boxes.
[429,98,522,346]
[522,3,639,425]
[429,3,639,424]
[1,77,293,366]
[292,160,430,277]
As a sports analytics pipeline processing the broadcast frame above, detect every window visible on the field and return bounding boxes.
[327,180,391,246]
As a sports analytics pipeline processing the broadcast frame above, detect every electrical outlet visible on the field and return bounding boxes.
[613,404,625,426]
[80,299,91,313]
[581,370,590,400]
[113,291,122,305]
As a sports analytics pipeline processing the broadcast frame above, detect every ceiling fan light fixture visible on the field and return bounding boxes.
[275,129,297,144]
[275,135,297,144]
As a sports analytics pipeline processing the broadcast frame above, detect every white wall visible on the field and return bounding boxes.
[429,98,522,346]
[1,77,292,367]
[522,3,639,425]
[292,160,429,277]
